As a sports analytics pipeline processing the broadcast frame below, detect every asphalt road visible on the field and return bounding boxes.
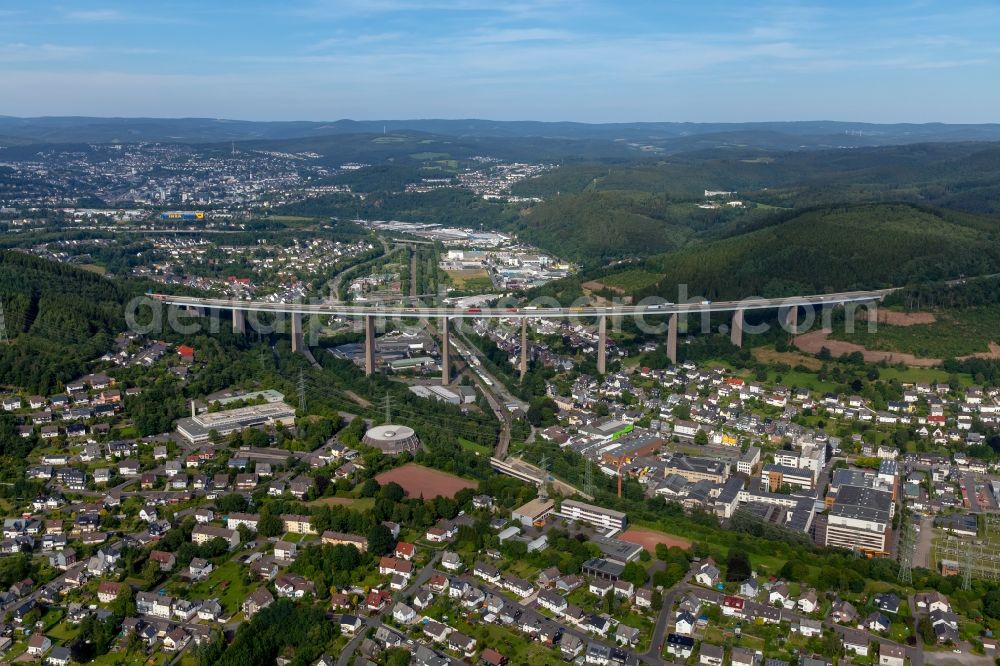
[642,571,694,662]
[336,552,442,666]
[153,289,894,319]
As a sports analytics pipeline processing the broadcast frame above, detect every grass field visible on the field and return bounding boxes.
[750,346,974,388]
[181,560,257,616]
[752,346,823,370]
[598,268,664,293]
[267,215,315,223]
[832,307,1000,358]
[445,269,492,291]
[307,496,376,511]
[458,437,491,456]
[409,151,450,160]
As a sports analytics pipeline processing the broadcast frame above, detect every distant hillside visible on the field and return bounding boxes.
[512,142,1000,205]
[634,204,1000,299]
[505,143,1000,267]
[512,191,712,265]
[3,116,1000,151]
[0,252,132,393]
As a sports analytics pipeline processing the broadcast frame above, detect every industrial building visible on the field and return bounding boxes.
[663,454,728,484]
[511,498,555,527]
[824,485,894,555]
[761,463,815,491]
[557,499,627,532]
[176,401,296,444]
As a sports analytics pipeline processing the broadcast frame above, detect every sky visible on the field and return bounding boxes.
[1,0,998,123]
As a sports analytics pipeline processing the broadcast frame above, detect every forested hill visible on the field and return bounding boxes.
[0,252,134,393]
[3,116,1000,147]
[505,142,1000,267]
[633,204,1000,300]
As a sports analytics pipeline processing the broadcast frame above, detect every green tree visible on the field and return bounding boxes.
[367,524,395,556]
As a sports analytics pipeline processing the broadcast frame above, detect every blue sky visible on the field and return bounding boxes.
[1,1,998,122]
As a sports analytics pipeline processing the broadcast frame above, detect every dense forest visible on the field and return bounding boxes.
[0,251,139,393]
[504,142,1000,270]
[635,203,1000,300]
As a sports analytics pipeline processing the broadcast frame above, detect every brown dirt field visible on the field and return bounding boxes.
[374,463,477,499]
[792,329,942,367]
[752,347,823,370]
[962,342,1000,361]
[857,310,937,326]
[582,280,624,295]
[619,527,692,552]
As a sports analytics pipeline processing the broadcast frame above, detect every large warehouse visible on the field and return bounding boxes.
[176,401,297,444]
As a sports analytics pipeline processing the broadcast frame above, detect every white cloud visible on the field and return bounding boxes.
[64,9,125,22]
[0,43,90,62]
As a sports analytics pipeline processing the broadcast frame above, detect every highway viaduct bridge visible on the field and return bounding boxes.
[150,289,893,385]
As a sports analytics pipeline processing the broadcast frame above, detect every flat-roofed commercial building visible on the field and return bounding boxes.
[582,557,625,581]
[512,498,555,527]
[664,454,728,484]
[761,464,815,492]
[824,485,893,556]
[176,401,296,443]
[557,499,627,532]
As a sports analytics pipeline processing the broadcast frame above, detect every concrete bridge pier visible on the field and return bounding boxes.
[520,318,528,381]
[667,313,678,364]
[232,309,246,335]
[364,315,376,376]
[597,315,607,375]
[441,317,450,386]
[290,313,303,353]
[730,309,744,348]
[783,306,798,334]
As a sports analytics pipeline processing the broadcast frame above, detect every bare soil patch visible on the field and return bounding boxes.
[792,329,942,367]
[858,310,937,326]
[619,527,692,552]
[962,342,1000,361]
[582,280,623,295]
[374,463,477,499]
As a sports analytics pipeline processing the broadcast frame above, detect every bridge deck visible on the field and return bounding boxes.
[150,289,891,318]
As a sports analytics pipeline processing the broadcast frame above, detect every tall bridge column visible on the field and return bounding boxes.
[232,309,246,335]
[730,309,744,348]
[784,306,798,334]
[290,313,303,353]
[597,315,607,375]
[667,313,678,364]
[520,318,528,381]
[364,315,376,376]
[441,317,450,386]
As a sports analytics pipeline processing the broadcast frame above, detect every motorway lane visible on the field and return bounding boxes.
[152,289,894,319]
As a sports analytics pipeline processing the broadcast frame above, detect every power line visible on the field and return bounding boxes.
[297,370,306,413]
[897,513,913,586]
